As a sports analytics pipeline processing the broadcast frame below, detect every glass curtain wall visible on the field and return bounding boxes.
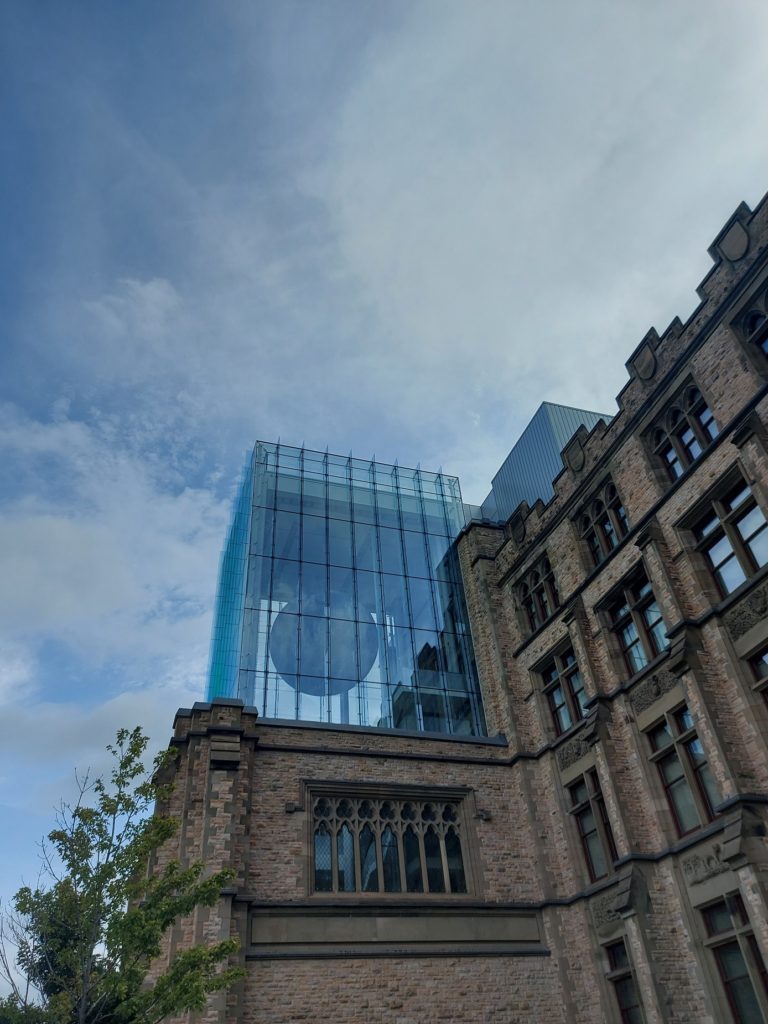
[210,441,486,736]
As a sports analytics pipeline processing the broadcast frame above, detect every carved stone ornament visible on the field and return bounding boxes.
[510,511,526,545]
[564,436,586,474]
[718,221,750,262]
[682,844,729,886]
[631,342,657,382]
[724,580,768,642]
[629,668,678,715]
[591,892,621,929]
[556,735,592,771]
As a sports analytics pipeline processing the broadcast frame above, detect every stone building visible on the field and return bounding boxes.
[155,189,768,1023]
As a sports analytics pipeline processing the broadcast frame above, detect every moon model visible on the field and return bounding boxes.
[269,593,379,697]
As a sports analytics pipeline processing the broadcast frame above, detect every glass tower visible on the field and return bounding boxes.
[208,441,486,736]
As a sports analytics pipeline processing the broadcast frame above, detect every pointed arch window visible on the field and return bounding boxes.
[651,385,719,482]
[517,555,560,634]
[579,480,629,566]
[310,789,470,895]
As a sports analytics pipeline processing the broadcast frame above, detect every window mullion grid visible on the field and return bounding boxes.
[722,499,755,579]
[679,729,716,822]
[705,921,768,1023]
[670,430,691,472]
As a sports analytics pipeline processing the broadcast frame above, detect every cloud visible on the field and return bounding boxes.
[0,404,227,676]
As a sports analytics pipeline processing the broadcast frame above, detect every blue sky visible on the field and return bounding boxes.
[1,0,768,914]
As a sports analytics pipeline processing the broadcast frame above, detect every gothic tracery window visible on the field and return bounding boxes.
[579,480,629,566]
[651,385,719,482]
[518,555,560,634]
[311,791,469,895]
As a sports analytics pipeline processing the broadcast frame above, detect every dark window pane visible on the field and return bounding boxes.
[445,828,467,893]
[403,827,423,892]
[424,828,445,892]
[359,824,379,892]
[381,826,401,892]
[314,825,332,892]
[299,615,329,678]
[338,824,356,891]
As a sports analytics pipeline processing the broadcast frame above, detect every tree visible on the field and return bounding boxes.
[0,728,242,1024]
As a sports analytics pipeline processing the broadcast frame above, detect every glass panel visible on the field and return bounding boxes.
[352,484,377,525]
[300,562,327,617]
[330,619,358,680]
[271,558,300,603]
[337,824,356,892]
[408,576,437,630]
[445,828,467,892]
[381,825,401,892]
[314,825,332,891]
[584,826,608,879]
[328,517,353,567]
[663,764,700,833]
[387,627,416,687]
[424,828,445,892]
[359,824,379,892]
[329,566,356,619]
[420,689,449,732]
[273,510,301,560]
[376,488,401,529]
[355,569,379,621]
[403,530,430,578]
[299,615,328,679]
[392,687,418,730]
[302,514,327,564]
[275,473,302,511]
[448,693,475,735]
[378,526,405,574]
[354,523,378,571]
[404,827,423,892]
[382,573,411,626]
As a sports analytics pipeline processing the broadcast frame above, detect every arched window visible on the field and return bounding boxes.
[311,792,470,896]
[651,385,718,481]
[743,306,768,355]
[579,481,629,566]
[517,555,560,633]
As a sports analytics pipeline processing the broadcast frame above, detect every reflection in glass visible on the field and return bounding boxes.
[209,441,486,736]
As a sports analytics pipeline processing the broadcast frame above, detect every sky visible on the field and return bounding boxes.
[1,0,768,915]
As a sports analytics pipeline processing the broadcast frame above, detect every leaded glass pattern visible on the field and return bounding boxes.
[311,792,468,895]
[210,440,486,735]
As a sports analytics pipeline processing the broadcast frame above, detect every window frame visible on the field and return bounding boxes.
[749,644,768,707]
[650,384,719,482]
[604,938,646,1024]
[517,554,560,634]
[307,783,474,898]
[645,704,720,838]
[579,479,630,567]
[701,893,768,1024]
[606,570,668,678]
[567,767,618,883]
[540,646,590,736]
[737,287,768,365]
[690,477,768,598]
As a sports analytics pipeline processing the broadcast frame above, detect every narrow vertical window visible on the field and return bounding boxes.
[404,826,424,893]
[424,827,445,892]
[314,823,332,892]
[381,825,401,892]
[338,823,356,891]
